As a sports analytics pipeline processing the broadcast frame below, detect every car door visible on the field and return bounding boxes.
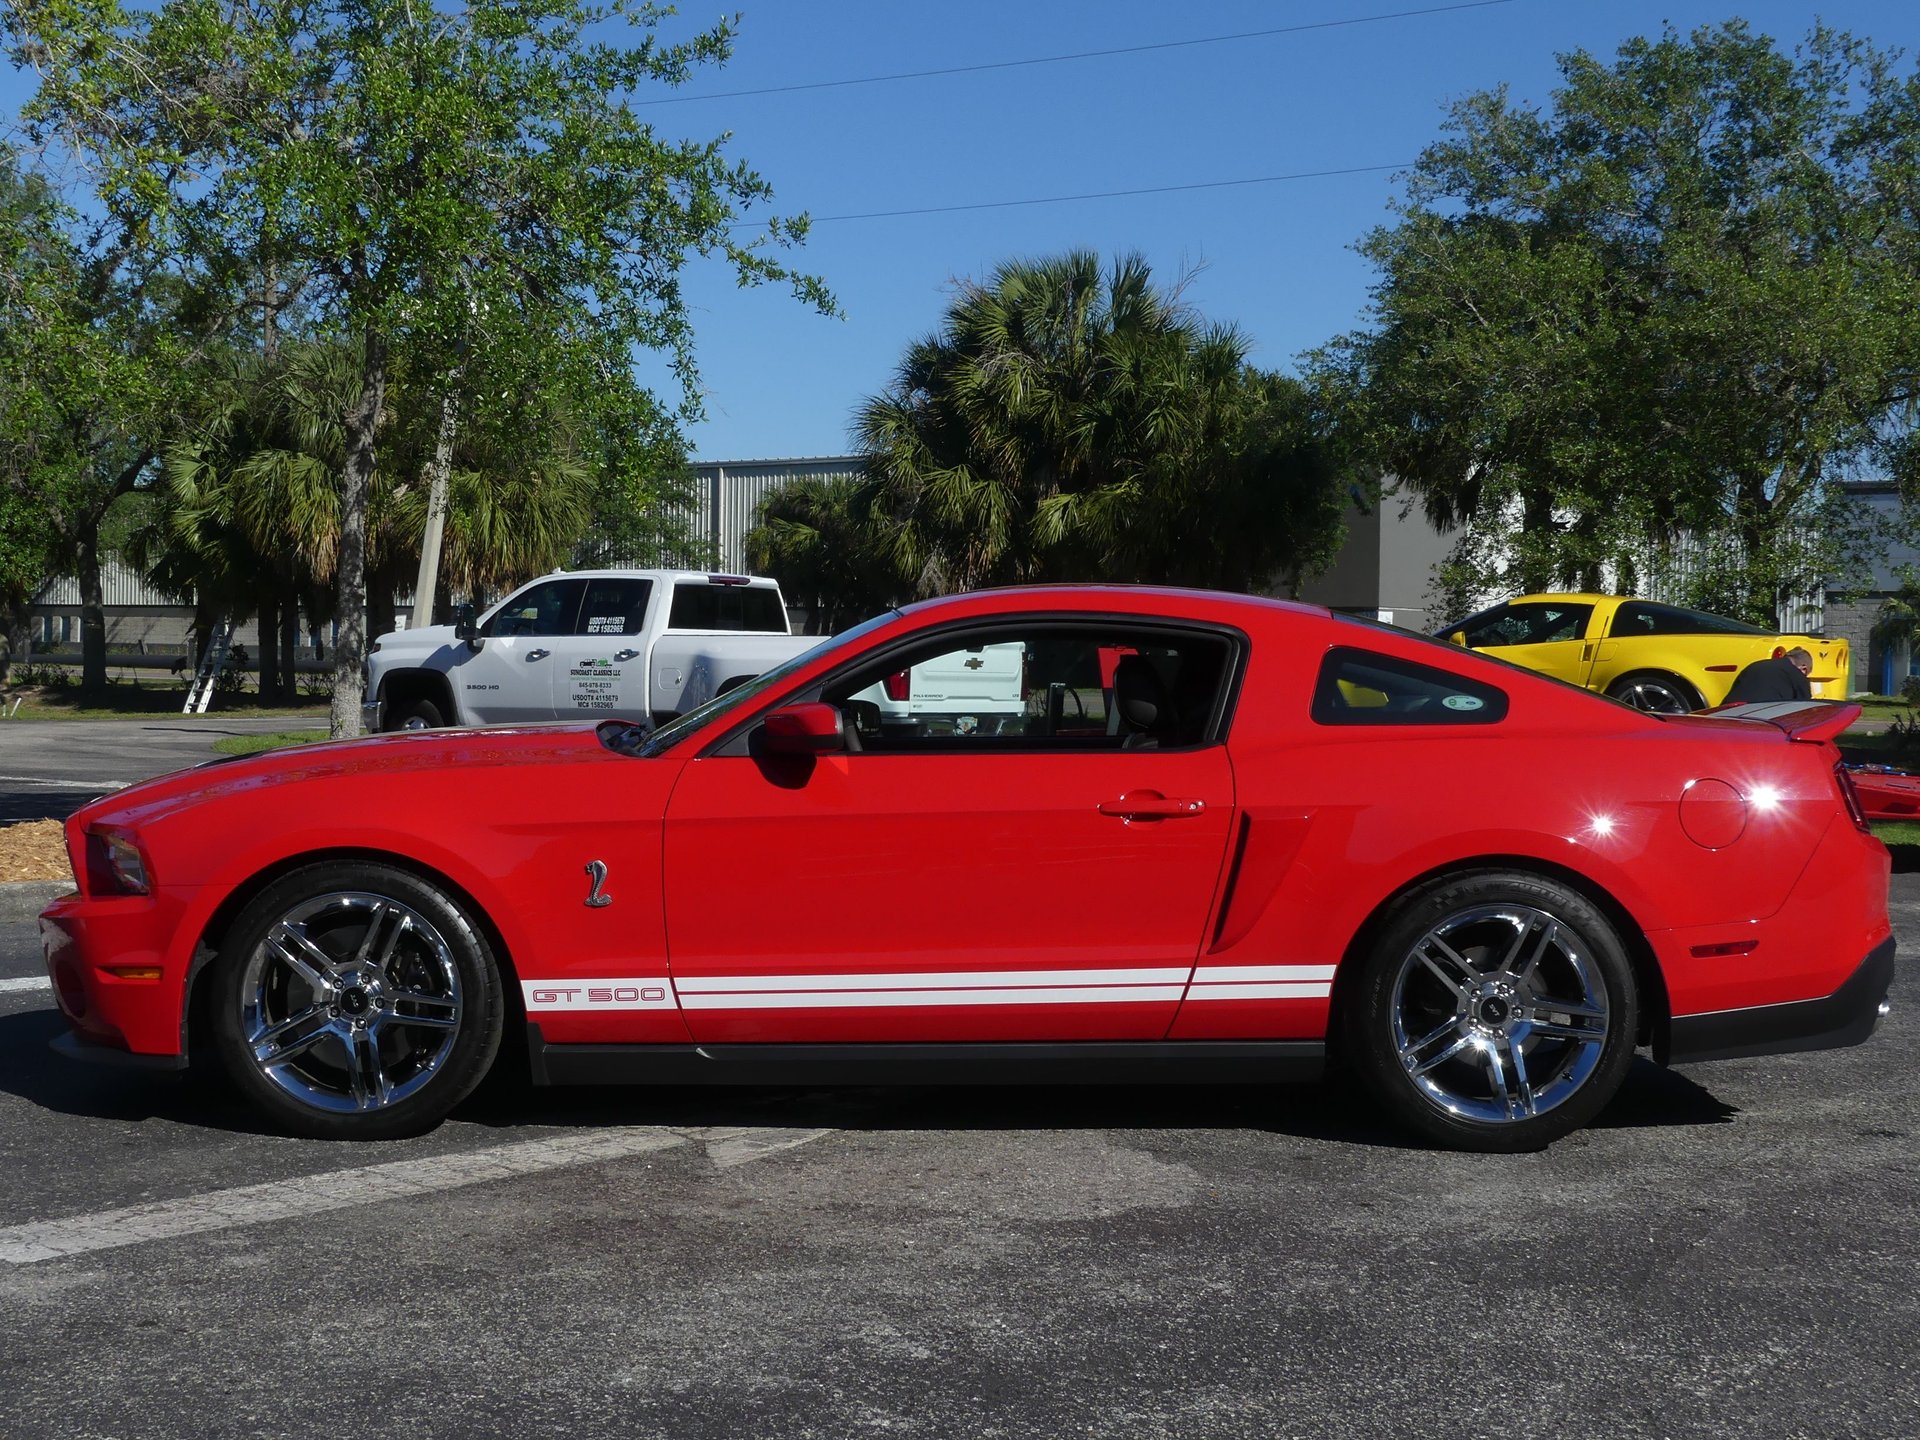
[447,577,588,723]
[542,576,654,721]
[661,622,1240,1044]
[1461,600,1599,689]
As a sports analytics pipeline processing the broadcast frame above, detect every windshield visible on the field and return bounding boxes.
[638,610,901,757]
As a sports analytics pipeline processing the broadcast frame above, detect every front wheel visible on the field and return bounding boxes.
[208,861,504,1139]
[1344,871,1640,1152]
[1605,671,1699,713]
[385,696,446,731]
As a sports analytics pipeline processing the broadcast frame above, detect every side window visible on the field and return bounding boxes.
[484,579,586,638]
[1457,602,1592,648]
[823,626,1235,752]
[1612,601,1766,638]
[575,579,653,637]
[1313,647,1508,726]
[669,583,787,633]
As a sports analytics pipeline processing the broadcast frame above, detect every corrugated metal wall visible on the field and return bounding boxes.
[691,455,865,572]
[32,558,184,608]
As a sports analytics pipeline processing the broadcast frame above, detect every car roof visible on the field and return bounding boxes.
[893,585,1331,625]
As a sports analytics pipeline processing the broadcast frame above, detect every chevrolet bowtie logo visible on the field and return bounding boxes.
[964,657,984,669]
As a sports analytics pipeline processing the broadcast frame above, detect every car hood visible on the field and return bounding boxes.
[71,723,618,833]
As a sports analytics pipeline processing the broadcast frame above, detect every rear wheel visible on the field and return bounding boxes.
[1605,671,1699,713]
[1344,870,1639,1152]
[209,861,504,1139]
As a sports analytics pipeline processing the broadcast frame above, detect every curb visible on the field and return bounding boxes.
[0,880,69,922]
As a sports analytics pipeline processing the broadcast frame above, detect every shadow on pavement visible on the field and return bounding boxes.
[0,1008,1737,1149]
[0,790,102,824]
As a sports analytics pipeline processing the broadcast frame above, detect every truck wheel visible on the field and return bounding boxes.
[386,697,445,732]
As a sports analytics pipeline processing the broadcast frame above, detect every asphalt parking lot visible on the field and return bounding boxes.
[1,728,1916,1438]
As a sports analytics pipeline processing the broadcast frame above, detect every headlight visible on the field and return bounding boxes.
[84,831,151,896]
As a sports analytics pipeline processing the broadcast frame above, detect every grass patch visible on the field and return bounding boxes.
[211,729,330,756]
[1871,820,1920,846]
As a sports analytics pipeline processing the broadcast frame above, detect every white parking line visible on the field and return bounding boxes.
[0,977,49,993]
[0,775,129,790]
[0,1124,835,1264]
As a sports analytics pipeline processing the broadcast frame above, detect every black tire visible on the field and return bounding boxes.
[385,695,446,731]
[1343,870,1640,1153]
[1605,671,1700,714]
[208,861,504,1140]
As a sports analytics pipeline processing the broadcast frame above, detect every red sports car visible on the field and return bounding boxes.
[39,587,1894,1151]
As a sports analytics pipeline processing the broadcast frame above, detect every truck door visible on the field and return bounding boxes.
[449,577,588,724]
[543,576,655,722]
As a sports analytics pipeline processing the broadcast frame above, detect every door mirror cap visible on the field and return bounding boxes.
[1446,630,1467,647]
[453,605,482,650]
[761,702,847,755]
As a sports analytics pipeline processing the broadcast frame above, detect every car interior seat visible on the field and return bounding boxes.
[1110,654,1179,747]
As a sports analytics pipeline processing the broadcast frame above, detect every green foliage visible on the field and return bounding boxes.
[744,475,898,634]
[1316,21,1920,622]
[855,251,1348,596]
[9,0,831,732]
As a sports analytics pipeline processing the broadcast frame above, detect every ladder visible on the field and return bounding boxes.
[182,620,233,715]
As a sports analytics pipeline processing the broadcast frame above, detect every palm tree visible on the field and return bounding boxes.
[744,475,898,633]
[854,251,1345,595]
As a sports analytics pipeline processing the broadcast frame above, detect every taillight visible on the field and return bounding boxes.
[882,668,910,701]
[1836,763,1871,833]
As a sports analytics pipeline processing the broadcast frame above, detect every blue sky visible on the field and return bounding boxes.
[7,2,1917,462]
[636,0,1917,462]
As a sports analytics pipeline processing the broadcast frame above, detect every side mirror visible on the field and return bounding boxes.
[761,702,847,755]
[1447,631,1467,647]
[453,605,482,650]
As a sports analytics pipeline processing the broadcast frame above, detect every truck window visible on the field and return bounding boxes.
[575,578,654,637]
[484,578,587,638]
[669,583,786,633]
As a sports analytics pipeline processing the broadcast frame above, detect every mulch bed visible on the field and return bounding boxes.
[0,821,72,882]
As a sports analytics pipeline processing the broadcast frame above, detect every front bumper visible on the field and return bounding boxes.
[39,893,191,1060]
[1663,935,1895,1065]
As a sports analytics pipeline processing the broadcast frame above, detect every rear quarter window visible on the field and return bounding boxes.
[1313,647,1509,726]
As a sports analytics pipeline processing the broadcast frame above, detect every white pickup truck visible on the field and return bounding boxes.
[364,570,814,731]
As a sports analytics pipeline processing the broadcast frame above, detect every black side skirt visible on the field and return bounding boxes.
[528,1031,1325,1088]
[1662,935,1896,1066]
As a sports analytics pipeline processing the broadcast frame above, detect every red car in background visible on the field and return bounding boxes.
[40,587,1894,1152]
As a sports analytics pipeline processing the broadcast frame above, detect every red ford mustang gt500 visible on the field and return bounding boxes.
[40,587,1894,1151]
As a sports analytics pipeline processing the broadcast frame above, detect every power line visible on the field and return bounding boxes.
[741,163,1412,228]
[643,0,1520,107]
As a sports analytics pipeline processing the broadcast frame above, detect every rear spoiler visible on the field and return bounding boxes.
[1703,700,1860,744]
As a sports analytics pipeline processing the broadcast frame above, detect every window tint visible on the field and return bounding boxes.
[484,579,586,638]
[575,578,653,637]
[1451,601,1594,648]
[825,625,1235,752]
[668,583,787,633]
[1313,647,1508,726]
[1611,601,1769,638]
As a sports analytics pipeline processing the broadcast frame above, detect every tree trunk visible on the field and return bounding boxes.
[280,589,298,701]
[257,591,282,705]
[76,523,109,697]
[0,598,29,685]
[329,330,388,738]
[412,383,460,628]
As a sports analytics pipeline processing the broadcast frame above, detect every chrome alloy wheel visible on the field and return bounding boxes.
[1389,903,1611,1125]
[238,891,464,1114]
[1611,677,1691,713]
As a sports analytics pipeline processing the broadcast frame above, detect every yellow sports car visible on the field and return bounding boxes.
[1438,594,1850,713]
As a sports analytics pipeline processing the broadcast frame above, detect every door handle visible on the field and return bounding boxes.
[1098,794,1206,821]
[527,648,550,661]
[613,648,640,662]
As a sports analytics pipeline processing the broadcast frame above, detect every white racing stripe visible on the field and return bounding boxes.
[679,984,1189,1010]
[0,976,50,994]
[1186,982,1332,1002]
[679,966,1191,994]
[1192,965,1336,984]
[0,1124,833,1265]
